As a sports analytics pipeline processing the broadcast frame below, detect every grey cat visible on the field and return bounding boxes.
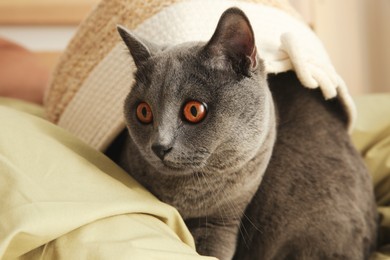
[111,8,276,260]
[108,7,378,260]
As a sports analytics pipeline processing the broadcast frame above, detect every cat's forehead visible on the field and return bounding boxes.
[132,41,253,105]
[162,41,204,56]
[138,43,213,87]
[151,42,203,70]
[132,43,212,102]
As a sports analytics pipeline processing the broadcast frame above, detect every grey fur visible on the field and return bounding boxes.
[109,7,378,260]
[113,8,276,260]
[233,71,378,259]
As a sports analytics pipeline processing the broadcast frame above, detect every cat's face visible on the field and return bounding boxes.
[118,8,273,176]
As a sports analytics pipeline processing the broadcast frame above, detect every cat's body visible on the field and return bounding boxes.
[108,7,377,260]
[233,71,378,259]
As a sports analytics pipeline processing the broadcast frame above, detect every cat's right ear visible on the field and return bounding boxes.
[117,25,151,68]
[204,8,258,76]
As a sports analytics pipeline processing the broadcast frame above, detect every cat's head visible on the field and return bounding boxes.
[118,8,274,176]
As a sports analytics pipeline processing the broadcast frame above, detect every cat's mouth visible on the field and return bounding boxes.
[147,148,211,176]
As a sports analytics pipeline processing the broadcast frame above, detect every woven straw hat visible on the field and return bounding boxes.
[44,0,355,151]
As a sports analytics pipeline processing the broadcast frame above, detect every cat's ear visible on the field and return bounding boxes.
[205,8,258,75]
[117,25,152,68]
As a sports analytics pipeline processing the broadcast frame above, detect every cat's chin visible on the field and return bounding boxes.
[153,160,200,176]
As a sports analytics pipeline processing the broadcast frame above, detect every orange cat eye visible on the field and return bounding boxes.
[136,102,153,124]
[183,101,207,123]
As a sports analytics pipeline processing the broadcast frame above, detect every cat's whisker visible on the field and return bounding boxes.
[221,180,263,234]
[194,170,203,230]
[198,170,221,253]
[194,159,210,243]
[241,212,264,234]
[199,170,228,229]
[204,164,263,245]
[218,183,251,249]
[199,169,251,251]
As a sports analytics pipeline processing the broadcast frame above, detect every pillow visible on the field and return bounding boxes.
[0,98,214,259]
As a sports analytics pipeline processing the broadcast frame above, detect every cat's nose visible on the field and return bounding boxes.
[151,144,172,161]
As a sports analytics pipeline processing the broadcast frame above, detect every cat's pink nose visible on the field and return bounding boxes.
[152,144,172,160]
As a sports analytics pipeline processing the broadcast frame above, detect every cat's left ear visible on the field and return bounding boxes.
[117,25,152,68]
[204,8,258,75]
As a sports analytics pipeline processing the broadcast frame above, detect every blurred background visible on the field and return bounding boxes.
[0,0,388,95]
